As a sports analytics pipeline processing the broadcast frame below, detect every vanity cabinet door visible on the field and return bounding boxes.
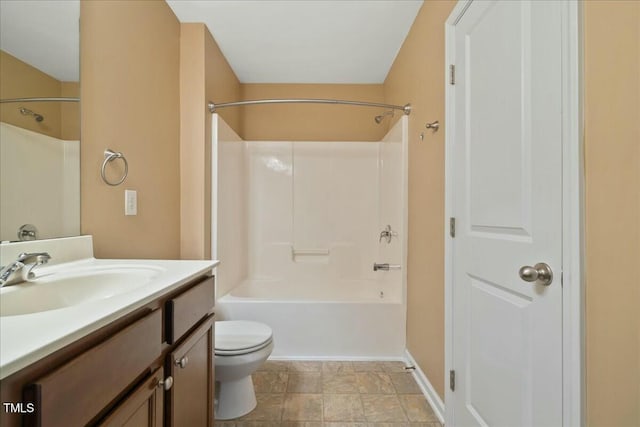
[165,314,214,427]
[23,309,162,427]
[98,369,163,427]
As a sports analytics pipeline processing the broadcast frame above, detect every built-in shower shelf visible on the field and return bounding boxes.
[291,248,330,263]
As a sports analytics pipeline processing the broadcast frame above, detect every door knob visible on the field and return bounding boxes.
[519,263,553,286]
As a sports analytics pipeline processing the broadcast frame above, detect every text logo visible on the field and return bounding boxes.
[2,402,35,414]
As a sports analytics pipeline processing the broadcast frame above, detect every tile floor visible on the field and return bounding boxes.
[216,360,443,427]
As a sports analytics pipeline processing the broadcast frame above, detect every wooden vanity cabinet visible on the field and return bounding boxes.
[23,309,163,427]
[0,274,216,427]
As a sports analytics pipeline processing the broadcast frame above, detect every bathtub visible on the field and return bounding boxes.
[216,278,406,359]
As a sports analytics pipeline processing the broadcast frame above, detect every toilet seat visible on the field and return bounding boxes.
[215,320,273,356]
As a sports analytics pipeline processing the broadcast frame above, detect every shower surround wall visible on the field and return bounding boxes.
[0,123,80,241]
[250,140,380,284]
[215,115,407,358]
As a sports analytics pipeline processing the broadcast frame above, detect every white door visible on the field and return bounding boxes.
[448,1,563,426]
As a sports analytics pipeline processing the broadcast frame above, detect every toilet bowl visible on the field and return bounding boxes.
[214,320,274,420]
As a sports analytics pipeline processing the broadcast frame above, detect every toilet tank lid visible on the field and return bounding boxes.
[215,320,273,351]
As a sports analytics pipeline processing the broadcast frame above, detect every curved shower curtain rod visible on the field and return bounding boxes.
[207,98,411,115]
[0,97,79,103]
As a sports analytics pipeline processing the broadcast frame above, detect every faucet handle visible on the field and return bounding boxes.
[16,252,51,263]
[25,253,51,279]
[379,225,397,244]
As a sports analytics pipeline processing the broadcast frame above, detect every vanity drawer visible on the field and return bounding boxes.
[165,276,214,344]
[23,309,162,427]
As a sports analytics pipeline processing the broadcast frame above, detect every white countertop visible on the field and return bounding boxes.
[0,257,218,380]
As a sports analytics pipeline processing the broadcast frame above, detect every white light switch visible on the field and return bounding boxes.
[125,190,137,216]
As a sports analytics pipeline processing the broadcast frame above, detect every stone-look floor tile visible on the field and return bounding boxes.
[380,361,408,373]
[323,394,366,422]
[323,373,360,393]
[252,371,288,393]
[323,361,355,374]
[398,395,438,423]
[388,372,422,394]
[235,422,282,427]
[356,372,396,394]
[352,362,383,372]
[238,393,284,421]
[282,393,323,421]
[325,423,369,427]
[214,421,236,427]
[406,423,442,427]
[287,372,322,393]
[281,423,323,427]
[361,395,408,422]
[366,423,410,427]
[289,361,323,372]
[257,360,289,372]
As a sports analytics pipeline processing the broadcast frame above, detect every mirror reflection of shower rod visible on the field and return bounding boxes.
[0,97,79,103]
[19,107,44,122]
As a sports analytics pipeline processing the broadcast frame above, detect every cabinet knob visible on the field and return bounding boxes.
[158,376,173,391]
[175,356,189,369]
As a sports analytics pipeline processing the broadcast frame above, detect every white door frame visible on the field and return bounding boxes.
[443,1,584,426]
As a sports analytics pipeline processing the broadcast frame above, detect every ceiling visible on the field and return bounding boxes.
[167,0,423,84]
[0,0,80,82]
[0,1,422,85]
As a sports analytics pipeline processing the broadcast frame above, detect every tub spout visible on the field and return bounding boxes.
[373,263,401,272]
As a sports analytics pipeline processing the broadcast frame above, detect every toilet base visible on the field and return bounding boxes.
[215,376,257,420]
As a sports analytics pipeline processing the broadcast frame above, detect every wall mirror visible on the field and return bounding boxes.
[0,1,80,243]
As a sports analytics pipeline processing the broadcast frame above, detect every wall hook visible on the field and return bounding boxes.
[425,120,440,132]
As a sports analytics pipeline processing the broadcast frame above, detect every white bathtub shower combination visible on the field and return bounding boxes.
[212,116,408,359]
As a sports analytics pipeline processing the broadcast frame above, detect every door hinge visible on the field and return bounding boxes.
[449,64,456,85]
[450,370,456,391]
[450,217,456,238]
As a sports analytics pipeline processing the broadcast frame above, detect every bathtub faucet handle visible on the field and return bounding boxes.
[379,225,397,244]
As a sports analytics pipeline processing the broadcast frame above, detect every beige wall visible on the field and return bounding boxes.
[179,24,208,261]
[203,25,242,259]
[584,2,640,426]
[0,50,66,139]
[240,84,386,141]
[179,23,242,260]
[384,1,456,399]
[80,0,181,259]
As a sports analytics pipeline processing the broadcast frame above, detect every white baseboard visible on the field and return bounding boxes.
[404,349,445,424]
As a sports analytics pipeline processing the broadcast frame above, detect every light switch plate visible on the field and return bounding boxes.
[125,190,137,216]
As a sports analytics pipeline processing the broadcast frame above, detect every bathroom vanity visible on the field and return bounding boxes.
[0,237,218,427]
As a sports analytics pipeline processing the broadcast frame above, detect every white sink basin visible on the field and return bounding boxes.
[0,265,165,316]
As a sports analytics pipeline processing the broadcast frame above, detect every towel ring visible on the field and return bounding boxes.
[101,149,128,186]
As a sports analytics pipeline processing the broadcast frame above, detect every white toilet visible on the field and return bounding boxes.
[214,320,274,420]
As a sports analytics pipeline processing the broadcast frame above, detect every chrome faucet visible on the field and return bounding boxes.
[379,225,397,244]
[0,252,51,287]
